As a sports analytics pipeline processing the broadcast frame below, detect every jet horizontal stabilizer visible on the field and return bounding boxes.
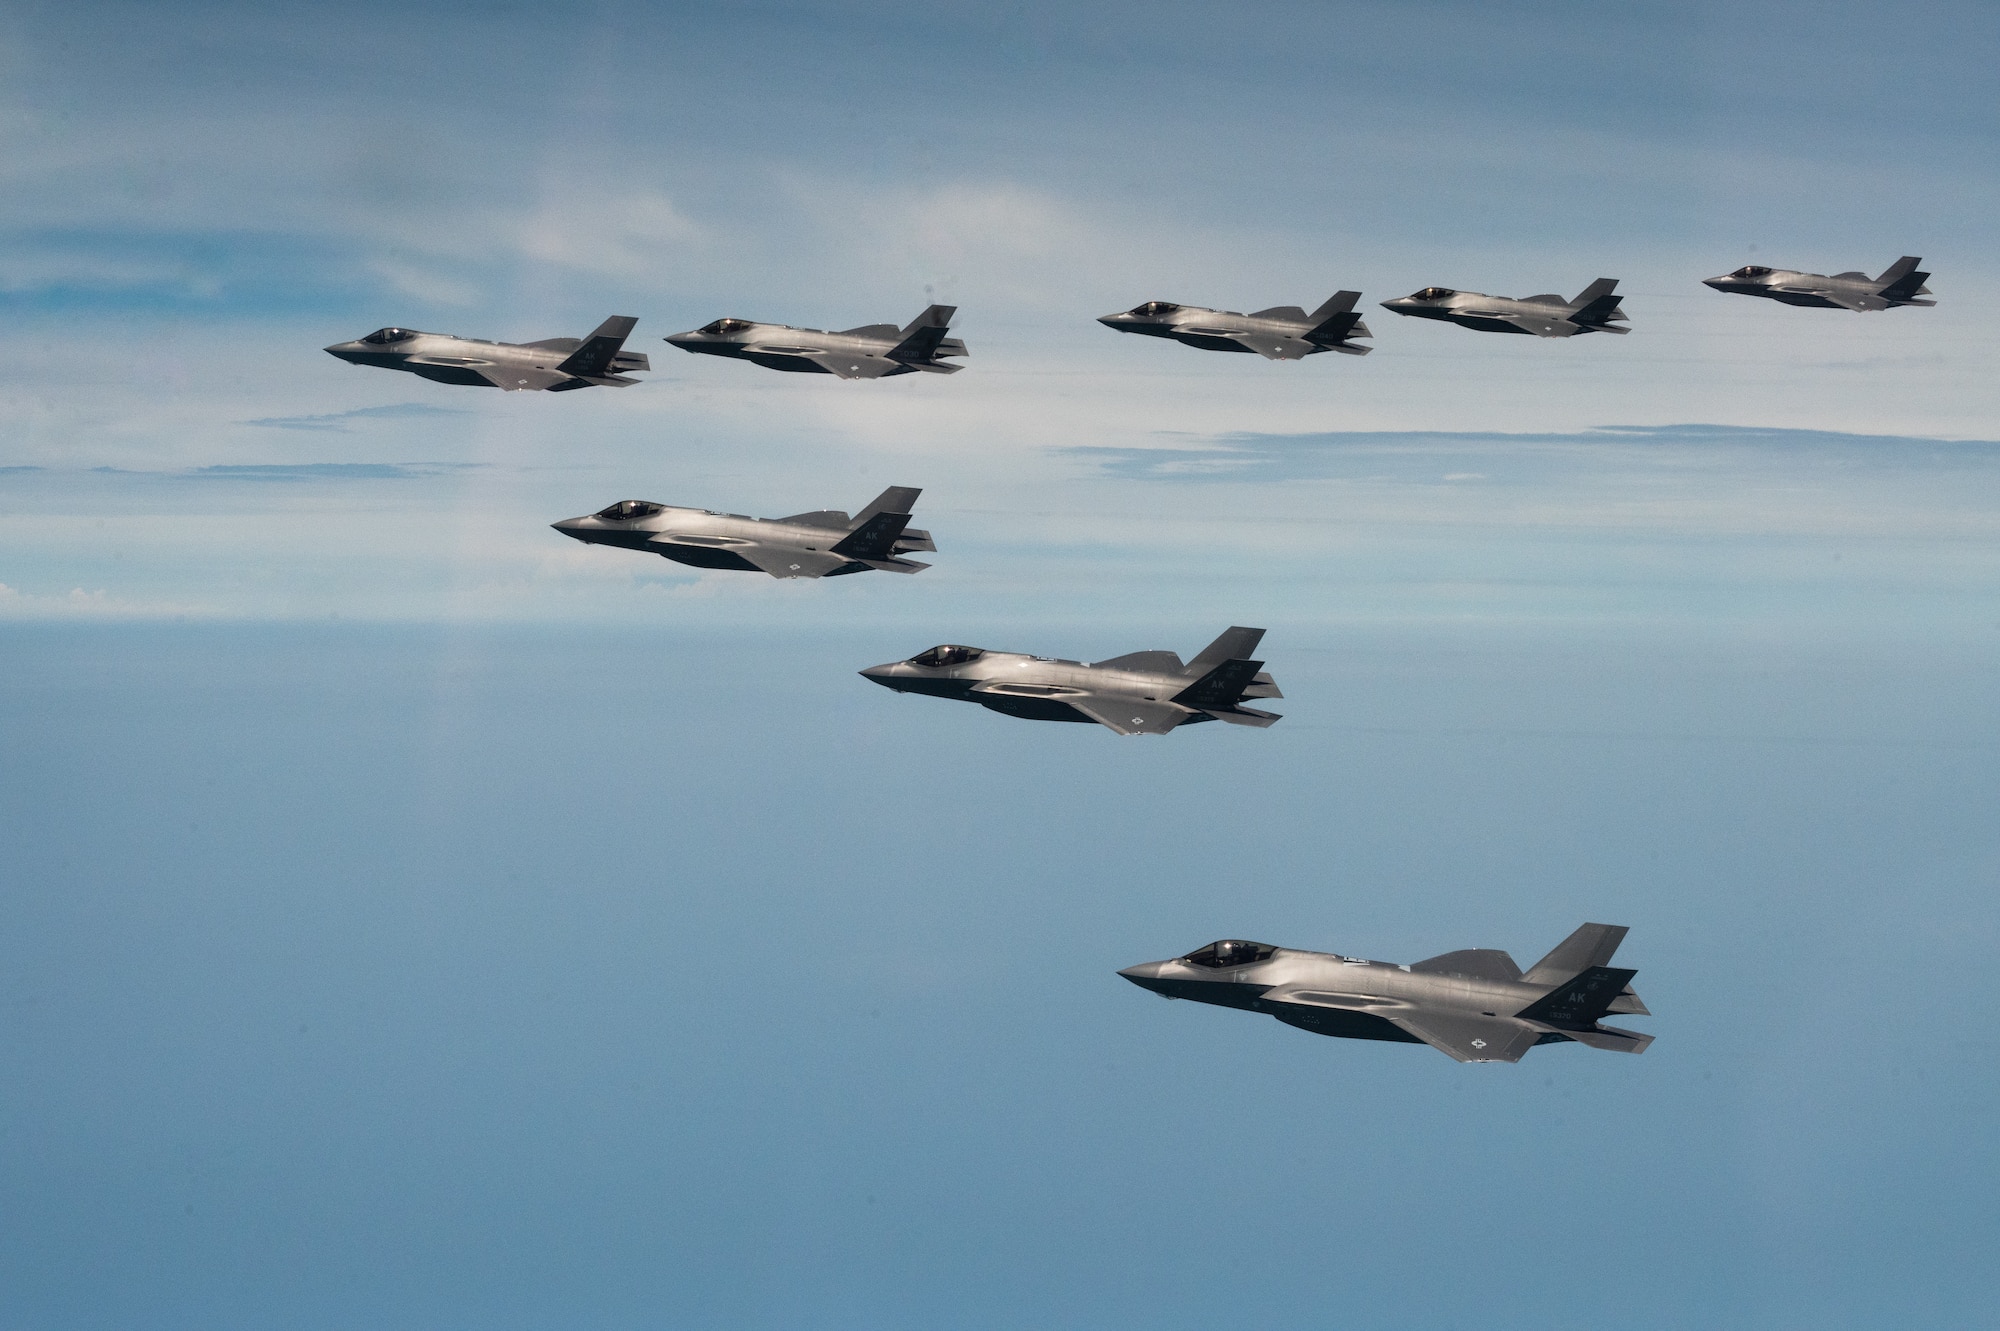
[1558,1024,1654,1055]
[1239,670,1282,700]
[1204,705,1280,728]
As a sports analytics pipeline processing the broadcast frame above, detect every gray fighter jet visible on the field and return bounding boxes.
[552,487,933,579]
[1121,923,1650,1063]
[664,304,966,378]
[860,626,1280,734]
[1096,291,1372,359]
[1380,279,1628,337]
[1702,256,1934,311]
[323,316,649,390]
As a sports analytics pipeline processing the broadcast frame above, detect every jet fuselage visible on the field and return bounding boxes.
[1701,258,1935,311]
[1124,947,1551,1035]
[665,305,966,379]
[1121,927,1651,1063]
[324,317,649,391]
[1097,293,1371,360]
[554,492,933,580]
[861,629,1281,734]
[1380,281,1627,337]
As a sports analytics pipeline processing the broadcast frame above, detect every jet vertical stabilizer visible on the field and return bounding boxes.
[887,305,962,372]
[1564,279,1629,332]
[1875,256,1934,304]
[1186,626,1267,675]
[1522,922,1629,986]
[1304,291,1373,354]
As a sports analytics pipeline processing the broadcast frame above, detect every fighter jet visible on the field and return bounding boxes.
[664,304,966,379]
[860,626,1280,734]
[1380,279,1629,337]
[323,316,649,390]
[1120,923,1650,1063]
[1702,255,1934,311]
[551,487,933,579]
[1096,291,1372,359]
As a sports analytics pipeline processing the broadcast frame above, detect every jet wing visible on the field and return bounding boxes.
[1228,333,1317,361]
[799,352,904,379]
[1064,695,1191,736]
[729,545,854,579]
[415,360,572,391]
[1383,1010,1542,1063]
[1497,314,1573,338]
[1811,289,1890,312]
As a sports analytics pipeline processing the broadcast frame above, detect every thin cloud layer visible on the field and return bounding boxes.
[240,403,466,432]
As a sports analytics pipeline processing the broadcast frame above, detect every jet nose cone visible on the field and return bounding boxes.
[1097,313,1126,327]
[1118,961,1168,984]
[664,332,701,348]
[323,342,364,360]
[1701,277,1727,289]
[859,663,901,688]
[551,517,593,542]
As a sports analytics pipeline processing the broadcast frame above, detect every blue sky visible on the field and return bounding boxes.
[2,3,1999,1329]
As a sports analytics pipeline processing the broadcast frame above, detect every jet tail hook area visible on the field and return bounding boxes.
[888,305,960,364]
[556,316,643,379]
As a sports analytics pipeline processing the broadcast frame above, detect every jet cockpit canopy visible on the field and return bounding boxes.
[910,644,984,668]
[1133,301,1181,317]
[595,500,664,521]
[701,318,754,335]
[1183,940,1277,969]
[1729,265,1774,278]
[1411,287,1456,301]
[361,327,419,344]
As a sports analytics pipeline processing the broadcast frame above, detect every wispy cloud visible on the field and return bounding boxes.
[0,581,217,620]
[183,461,482,481]
[239,403,466,432]
[1064,424,2000,483]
